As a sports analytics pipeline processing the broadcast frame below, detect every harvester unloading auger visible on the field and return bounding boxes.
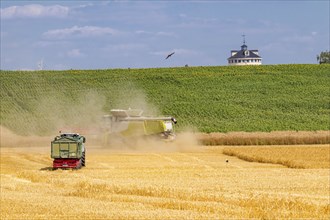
[102,109,177,146]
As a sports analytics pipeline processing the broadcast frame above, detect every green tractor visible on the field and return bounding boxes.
[51,133,86,169]
[102,109,177,146]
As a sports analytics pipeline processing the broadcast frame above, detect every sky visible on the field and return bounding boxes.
[0,1,329,70]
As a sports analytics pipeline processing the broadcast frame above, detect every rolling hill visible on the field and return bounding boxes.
[0,64,329,135]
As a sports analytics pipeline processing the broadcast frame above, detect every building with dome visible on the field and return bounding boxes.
[227,36,262,65]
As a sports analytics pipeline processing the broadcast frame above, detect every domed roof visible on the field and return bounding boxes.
[241,44,248,51]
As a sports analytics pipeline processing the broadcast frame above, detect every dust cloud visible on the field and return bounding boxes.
[33,90,107,135]
[1,79,200,152]
[0,126,51,148]
[110,82,159,116]
[101,129,200,153]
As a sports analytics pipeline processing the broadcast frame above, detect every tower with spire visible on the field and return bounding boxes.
[227,35,262,65]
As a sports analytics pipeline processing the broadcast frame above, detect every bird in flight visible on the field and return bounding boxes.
[165,52,175,59]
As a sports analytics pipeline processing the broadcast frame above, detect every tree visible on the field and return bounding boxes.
[317,51,330,64]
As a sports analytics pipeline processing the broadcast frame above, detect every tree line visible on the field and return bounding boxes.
[317,51,330,64]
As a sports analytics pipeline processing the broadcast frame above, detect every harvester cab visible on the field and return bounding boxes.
[102,109,177,145]
[51,133,86,169]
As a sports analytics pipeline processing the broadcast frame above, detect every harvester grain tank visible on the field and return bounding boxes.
[102,109,177,145]
[51,133,86,169]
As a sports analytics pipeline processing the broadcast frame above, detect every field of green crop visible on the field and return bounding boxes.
[0,64,329,135]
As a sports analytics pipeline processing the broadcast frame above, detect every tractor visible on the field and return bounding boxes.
[102,109,177,146]
[51,133,86,169]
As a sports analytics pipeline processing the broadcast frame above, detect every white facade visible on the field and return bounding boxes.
[228,58,262,66]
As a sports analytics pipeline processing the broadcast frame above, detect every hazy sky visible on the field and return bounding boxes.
[1,1,329,70]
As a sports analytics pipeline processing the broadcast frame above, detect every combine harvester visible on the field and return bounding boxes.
[102,109,177,146]
[51,133,86,169]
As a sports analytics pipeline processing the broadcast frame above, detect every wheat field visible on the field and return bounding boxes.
[222,145,330,169]
[1,141,329,220]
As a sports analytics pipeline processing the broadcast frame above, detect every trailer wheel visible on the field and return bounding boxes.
[74,160,82,170]
[82,151,86,167]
